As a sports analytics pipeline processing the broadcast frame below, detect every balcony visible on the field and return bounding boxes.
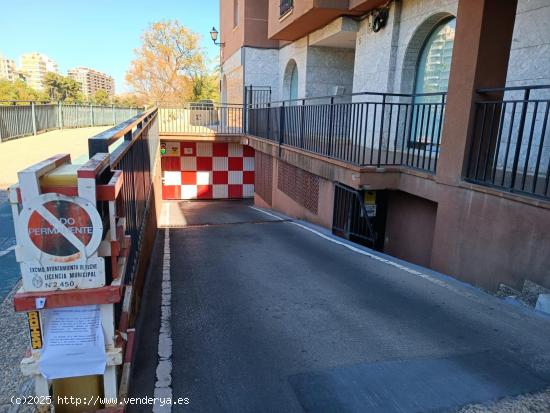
[268,0,364,41]
[246,91,447,174]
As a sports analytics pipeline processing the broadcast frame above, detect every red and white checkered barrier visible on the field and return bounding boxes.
[161,141,255,200]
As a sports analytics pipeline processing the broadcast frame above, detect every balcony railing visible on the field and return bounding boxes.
[159,102,243,135]
[466,85,550,200]
[246,91,447,173]
[280,0,293,16]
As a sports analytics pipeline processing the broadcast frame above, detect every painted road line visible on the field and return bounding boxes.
[153,229,173,413]
[249,206,286,221]
[248,205,488,303]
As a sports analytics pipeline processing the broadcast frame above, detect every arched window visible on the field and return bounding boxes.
[283,59,299,102]
[414,17,456,95]
[289,65,298,101]
[411,17,455,151]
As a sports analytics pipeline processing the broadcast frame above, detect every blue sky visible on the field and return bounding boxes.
[0,0,220,93]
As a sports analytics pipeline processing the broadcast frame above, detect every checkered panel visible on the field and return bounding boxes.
[161,141,255,200]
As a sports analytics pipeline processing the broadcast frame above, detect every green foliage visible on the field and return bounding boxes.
[191,72,220,102]
[43,72,84,103]
[0,79,48,103]
[92,89,111,106]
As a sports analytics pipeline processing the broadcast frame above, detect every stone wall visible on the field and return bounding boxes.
[305,47,355,98]
[222,49,245,104]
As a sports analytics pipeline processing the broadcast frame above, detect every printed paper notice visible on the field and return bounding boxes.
[39,305,106,379]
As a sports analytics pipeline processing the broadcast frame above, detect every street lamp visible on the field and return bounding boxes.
[210,27,224,46]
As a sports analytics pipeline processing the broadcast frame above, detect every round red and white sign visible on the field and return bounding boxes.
[20,193,103,262]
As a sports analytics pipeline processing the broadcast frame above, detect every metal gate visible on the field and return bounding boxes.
[332,183,377,247]
[244,86,271,133]
[244,85,272,107]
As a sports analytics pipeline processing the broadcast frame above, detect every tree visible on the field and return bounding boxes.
[191,72,220,102]
[0,79,48,103]
[43,72,83,102]
[125,20,216,104]
[113,93,144,108]
[92,89,111,106]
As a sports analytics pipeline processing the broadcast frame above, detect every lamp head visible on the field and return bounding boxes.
[210,27,219,43]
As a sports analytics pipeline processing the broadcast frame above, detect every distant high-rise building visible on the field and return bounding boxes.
[68,67,115,98]
[0,54,16,81]
[43,56,58,73]
[19,52,58,90]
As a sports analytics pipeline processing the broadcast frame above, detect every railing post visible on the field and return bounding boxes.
[112,104,115,124]
[267,102,271,139]
[377,94,387,166]
[58,102,63,130]
[327,96,334,156]
[31,102,37,136]
[300,99,305,149]
[510,88,530,189]
[90,103,94,127]
[279,101,286,146]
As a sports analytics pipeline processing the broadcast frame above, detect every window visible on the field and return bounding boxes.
[280,0,293,17]
[284,60,299,102]
[233,0,239,28]
[414,18,456,96]
[411,17,456,150]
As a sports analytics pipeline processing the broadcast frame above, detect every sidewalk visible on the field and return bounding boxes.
[0,126,110,189]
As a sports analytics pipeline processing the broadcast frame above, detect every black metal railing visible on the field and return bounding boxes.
[280,0,293,16]
[159,102,243,135]
[332,183,377,247]
[89,108,159,282]
[466,85,550,200]
[247,91,446,173]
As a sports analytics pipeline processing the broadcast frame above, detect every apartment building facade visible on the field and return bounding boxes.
[219,0,550,295]
[19,52,58,90]
[68,67,115,97]
[0,54,16,82]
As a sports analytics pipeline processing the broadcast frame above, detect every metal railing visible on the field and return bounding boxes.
[159,103,244,135]
[89,108,159,282]
[247,91,447,173]
[466,85,550,200]
[332,183,377,247]
[0,101,143,142]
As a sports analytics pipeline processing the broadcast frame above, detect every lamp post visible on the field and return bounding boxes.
[209,27,225,46]
[210,26,225,102]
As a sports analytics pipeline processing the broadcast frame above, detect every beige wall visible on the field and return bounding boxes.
[253,150,334,229]
[384,191,438,268]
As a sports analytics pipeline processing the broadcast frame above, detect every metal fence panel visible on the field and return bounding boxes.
[35,104,58,132]
[0,105,34,141]
[0,102,143,142]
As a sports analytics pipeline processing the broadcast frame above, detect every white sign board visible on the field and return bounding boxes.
[39,305,106,379]
[17,193,105,292]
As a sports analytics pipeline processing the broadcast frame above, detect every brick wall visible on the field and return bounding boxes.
[255,151,273,204]
[277,160,319,214]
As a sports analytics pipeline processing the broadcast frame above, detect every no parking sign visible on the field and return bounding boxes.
[18,193,105,292]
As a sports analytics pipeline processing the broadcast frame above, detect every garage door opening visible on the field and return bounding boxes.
[161,141,255,200]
